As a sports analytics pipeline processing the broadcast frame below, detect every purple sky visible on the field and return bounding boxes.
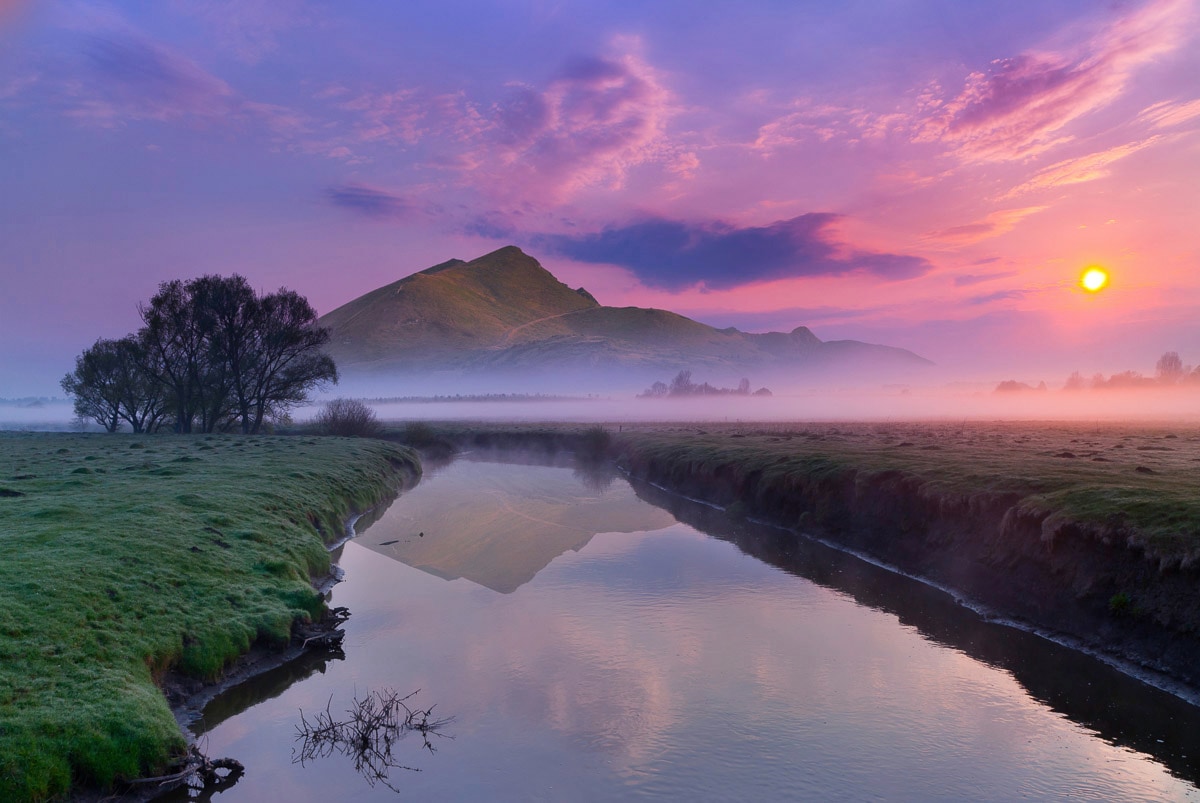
[2,0,1199,395]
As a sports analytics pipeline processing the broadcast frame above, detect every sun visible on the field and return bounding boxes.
[1081,267,1109,292]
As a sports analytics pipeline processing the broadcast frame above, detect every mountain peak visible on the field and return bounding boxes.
[791,326,821,344]
[319,248,931,382]
[476,245,530,261]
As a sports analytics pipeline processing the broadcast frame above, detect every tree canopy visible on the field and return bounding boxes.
[63,275,337,433]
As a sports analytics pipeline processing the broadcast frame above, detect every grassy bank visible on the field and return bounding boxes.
[612,422,1200,682]
[0,433,419,801]
[612,422,1200,564]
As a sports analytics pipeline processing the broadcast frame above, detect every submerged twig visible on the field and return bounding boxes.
[294,688,453,792]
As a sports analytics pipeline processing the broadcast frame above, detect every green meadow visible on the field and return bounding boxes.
[0,433,418,801]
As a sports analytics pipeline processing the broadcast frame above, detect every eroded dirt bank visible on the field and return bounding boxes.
[614,429,1200,690]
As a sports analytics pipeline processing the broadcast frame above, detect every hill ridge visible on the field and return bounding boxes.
[319,246,931,387]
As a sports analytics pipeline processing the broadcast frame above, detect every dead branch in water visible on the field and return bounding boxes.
[294,688,453,792]
[124,744,243,797]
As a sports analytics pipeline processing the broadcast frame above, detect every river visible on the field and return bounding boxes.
[169,454,1200,801]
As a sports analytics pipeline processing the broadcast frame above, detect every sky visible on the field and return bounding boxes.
[2,0,1199,395]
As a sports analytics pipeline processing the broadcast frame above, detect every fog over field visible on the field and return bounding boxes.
[301,384,1200,425]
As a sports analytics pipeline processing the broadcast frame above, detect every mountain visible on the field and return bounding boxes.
[319,246,931,389]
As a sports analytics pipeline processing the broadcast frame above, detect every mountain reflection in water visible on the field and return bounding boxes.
[354,458,675,593]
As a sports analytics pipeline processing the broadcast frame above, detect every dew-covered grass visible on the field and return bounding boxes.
[0,432,418,801]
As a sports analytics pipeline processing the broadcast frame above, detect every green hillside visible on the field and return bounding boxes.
[319,246,931,379]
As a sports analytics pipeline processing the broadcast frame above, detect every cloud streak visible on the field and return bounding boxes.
[325,183,416,219]
[540,215,931,291]
[71,32,237,125]
[31,26,311,140]
[968,288,1027,305]
[923,207,1046,246]
[1137,98,1200,129]
[914,0,1191,162]
[1002,138,1161,197]
[954,270,1017,287]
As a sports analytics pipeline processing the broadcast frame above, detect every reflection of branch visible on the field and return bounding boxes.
[294,689,453,792]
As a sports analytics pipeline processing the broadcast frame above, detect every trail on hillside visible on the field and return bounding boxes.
[494,309,588,348]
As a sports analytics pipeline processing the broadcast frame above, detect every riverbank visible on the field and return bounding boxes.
[423,420,1200,692]
[0,433,419,801]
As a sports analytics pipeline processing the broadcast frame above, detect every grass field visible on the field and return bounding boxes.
[0,433,418,801]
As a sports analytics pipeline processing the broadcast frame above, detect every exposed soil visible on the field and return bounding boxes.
[614,427,1200,694]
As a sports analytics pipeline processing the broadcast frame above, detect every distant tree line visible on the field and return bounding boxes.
[365,393,590,403]
[640,370,772,398]
[1062,351,1200,390]
[995,380,1048,393]
[62,275,336,434]
[997,351,1200,394]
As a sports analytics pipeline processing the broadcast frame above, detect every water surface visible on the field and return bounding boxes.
[182,456,1200,801]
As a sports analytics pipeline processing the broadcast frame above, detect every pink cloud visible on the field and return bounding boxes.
[335,87,432,146]
[319,42,678,201]
[306,85,489,165]
[923,206,1047,246]
[476,47,678,198]
[1001,137,1162,197]
[1137,98,1200,129]
[751,101,903,154]
[915,0,1192,162]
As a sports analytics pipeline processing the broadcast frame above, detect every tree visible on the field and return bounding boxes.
[137,275,337,434]
[236,288,337,434]
[1156,351,1185,383]
[61,337,167,433]
[1063,371,1085,390]
[138,279,214,433]
[64,275,336,435]
[640,381,668,398]
[188,274,257,431]
[669,370,694,396]
[62,339,125,432]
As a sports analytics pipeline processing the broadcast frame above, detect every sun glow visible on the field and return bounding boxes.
[1081,267,1109,292]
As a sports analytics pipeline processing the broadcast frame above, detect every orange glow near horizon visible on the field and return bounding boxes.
[1081,268,1109,293]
